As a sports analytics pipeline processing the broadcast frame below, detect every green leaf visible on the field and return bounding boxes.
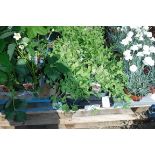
[0,53,12,73]
[0,40,6,51]
[22,37,30,44]
[62,104,70,112]
[0,31,14,39]
[26,27,48,38]
[5,100,12,109]
[55,62,69,73]
[5,111,15,120]
[0,71,8,84]
[7,43,16,60]
[15,111,27,122]
[16,59,30,77]
[44,66,60,81]
[35,26,48,35]
[17,58,27,65]
[71,104,78,111]
[16,65,29,76]
[48,55,60,64]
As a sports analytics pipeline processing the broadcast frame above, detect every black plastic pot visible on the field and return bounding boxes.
[66,94,108,109]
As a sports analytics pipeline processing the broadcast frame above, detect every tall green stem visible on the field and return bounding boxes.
[16,48,38,90]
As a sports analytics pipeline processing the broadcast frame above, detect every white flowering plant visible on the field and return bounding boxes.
[118,26,155,96]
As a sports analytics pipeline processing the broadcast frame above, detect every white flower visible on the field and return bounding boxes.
[139,36,144,41]
[121,37,132,46]
[127,37,132,42]
[143,50,150,55]
[130,26,140,29]
[123,50,133,60]
[143,45,150,55]
[136,52,144,57]
[123,50,131,56]
[129,65,138,73]
[137,44,142,48]
[127,31,134,37]
[124,55,133,61]
[117,27,121,31]
[143,57,155,66]
[135,32,142,38]
[13,33,21,40]
[151,37,155,41]
[130,45,139,51]
[19,45,24,50]
[121,39,129,46]
[121,39,128,45]
[143,45,150,52]
[149,46,155,53]
[143,26,149,31]
[146,32,152,38]
[121,26,128,31]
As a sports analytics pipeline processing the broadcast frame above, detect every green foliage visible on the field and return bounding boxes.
[44,55,69,83]
[0,31,14,39]
[127,70,150,96]
[4,98,27,122]
[0,53,13,84]
[52,26,128,101]
[22,26,49,38]
[7,43,16,60]
[0,26,132,121]
[61,103,70,112]
[71,104,78,112]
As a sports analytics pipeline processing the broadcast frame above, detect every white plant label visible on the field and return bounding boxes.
[102,96,110,108]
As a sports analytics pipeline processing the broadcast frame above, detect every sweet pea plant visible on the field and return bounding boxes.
[119,26,155,96]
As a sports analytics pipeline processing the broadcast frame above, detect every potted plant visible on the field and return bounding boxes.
[111,26,155,101]
[126,69,150,101]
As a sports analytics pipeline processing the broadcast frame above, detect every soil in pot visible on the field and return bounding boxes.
[130,95,142,102]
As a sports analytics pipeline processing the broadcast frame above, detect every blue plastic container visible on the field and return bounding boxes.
[0,97,54,112]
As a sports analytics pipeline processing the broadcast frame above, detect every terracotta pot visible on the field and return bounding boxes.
[0,85,9,92]
[150,86,155,94]
[23,83,33,90]
[130,95,142,102]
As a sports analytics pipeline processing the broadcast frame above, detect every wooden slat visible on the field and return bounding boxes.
[0,106,149,128]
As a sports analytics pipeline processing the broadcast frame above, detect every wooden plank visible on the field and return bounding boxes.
[71,114,137,123]
[0,107,149,128]
[59,121,131,129]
